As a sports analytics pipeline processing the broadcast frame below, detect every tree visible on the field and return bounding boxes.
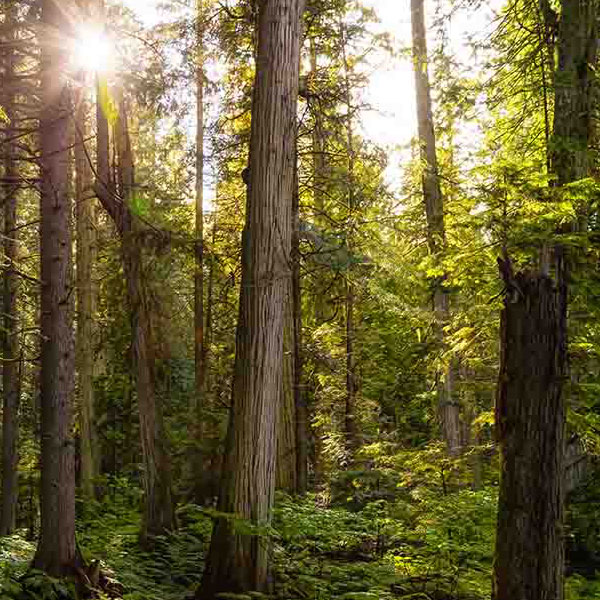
[493,1,598,598]
[95,89,177,544]
[198,0,305,595]
[74,1,99,500]
[192,0,207,503]
[0,0,21,536]
[410,0,459,455]
[34,0,78,576]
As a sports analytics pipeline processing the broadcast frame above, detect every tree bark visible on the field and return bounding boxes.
[310,39,328,324]
[339,15,360,457]
[192,0,207,503]
[34,0,78,575]
[0,0,20,536]
[551,0,597,187]
[410,0,460,454]
[198,0,304,595]
[75,75,98,501]
[277,292,296,492]
[493,266,566,600]
[95,85,176,544]
[493,3,597,597]
[293,162,308,495]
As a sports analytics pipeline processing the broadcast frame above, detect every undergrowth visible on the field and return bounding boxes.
[1,461,599,599]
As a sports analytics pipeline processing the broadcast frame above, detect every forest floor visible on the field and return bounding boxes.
[1,472,599,600]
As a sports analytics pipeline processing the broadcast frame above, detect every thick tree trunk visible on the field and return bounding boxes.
[34,0,78,575]
[493,266,566,600]
[75,78,98,501]
[198,0,304,596]
[0,0,20,536]
[410,0,460,454]
[493,3,597,598]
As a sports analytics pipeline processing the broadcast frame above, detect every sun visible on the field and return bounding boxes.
[72,25,113,73]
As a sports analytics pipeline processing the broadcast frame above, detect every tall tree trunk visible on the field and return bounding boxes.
[493,2,597,598]
[493,264,566,600]
[293,162,308,494]
[192,0,207,502]
[0,0,20,536]
[198,0,304,596]
[309,40,326,488]
[551,0,597,188]
[75,75,98,501]
[340,16,359,456]
[310,39,328,324]
[34,0,78,575]
[277,293,296,492]
[410,0,460,454]
[95,83,176,544]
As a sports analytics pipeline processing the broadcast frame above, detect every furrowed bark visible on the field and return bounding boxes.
[493,267,566,600]
[34,0,78,575]
[493,2,597,598]
[0,0,21,536]
[198,0,305,595]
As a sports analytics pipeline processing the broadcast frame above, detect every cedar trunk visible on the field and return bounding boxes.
[410,0,459,454]
[193,0,207,503]
[35,0,77,575]
[1,0,20,536]
[493,2,597,598]
[493,269,566,600]
[198,0,304,596]
[95,82,176,543]
[293,163,308,494]
[75,78,98,501]
[340,16,359,455]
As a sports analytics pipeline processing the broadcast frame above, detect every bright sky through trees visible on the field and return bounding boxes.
[72,24,113,72]
[118,0,498,189]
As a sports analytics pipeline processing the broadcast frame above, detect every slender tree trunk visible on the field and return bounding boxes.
[310,39,328,324]
[293,163,308,494]
[119,98,176,544]
[340,17,359,456]
[95,84,176,544]
[344,280,358,453]
[0,0,20,536]
[309,40,327,488]
[277,159,308,494]
[34,0,78,575]
[410,0,460,454]
[192,0,207,503]
[198,0,304,596]
[277,294,297,492]
[493,265,566,600]
[75,76,98,501]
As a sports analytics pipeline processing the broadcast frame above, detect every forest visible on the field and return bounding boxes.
[0,0,599,598]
